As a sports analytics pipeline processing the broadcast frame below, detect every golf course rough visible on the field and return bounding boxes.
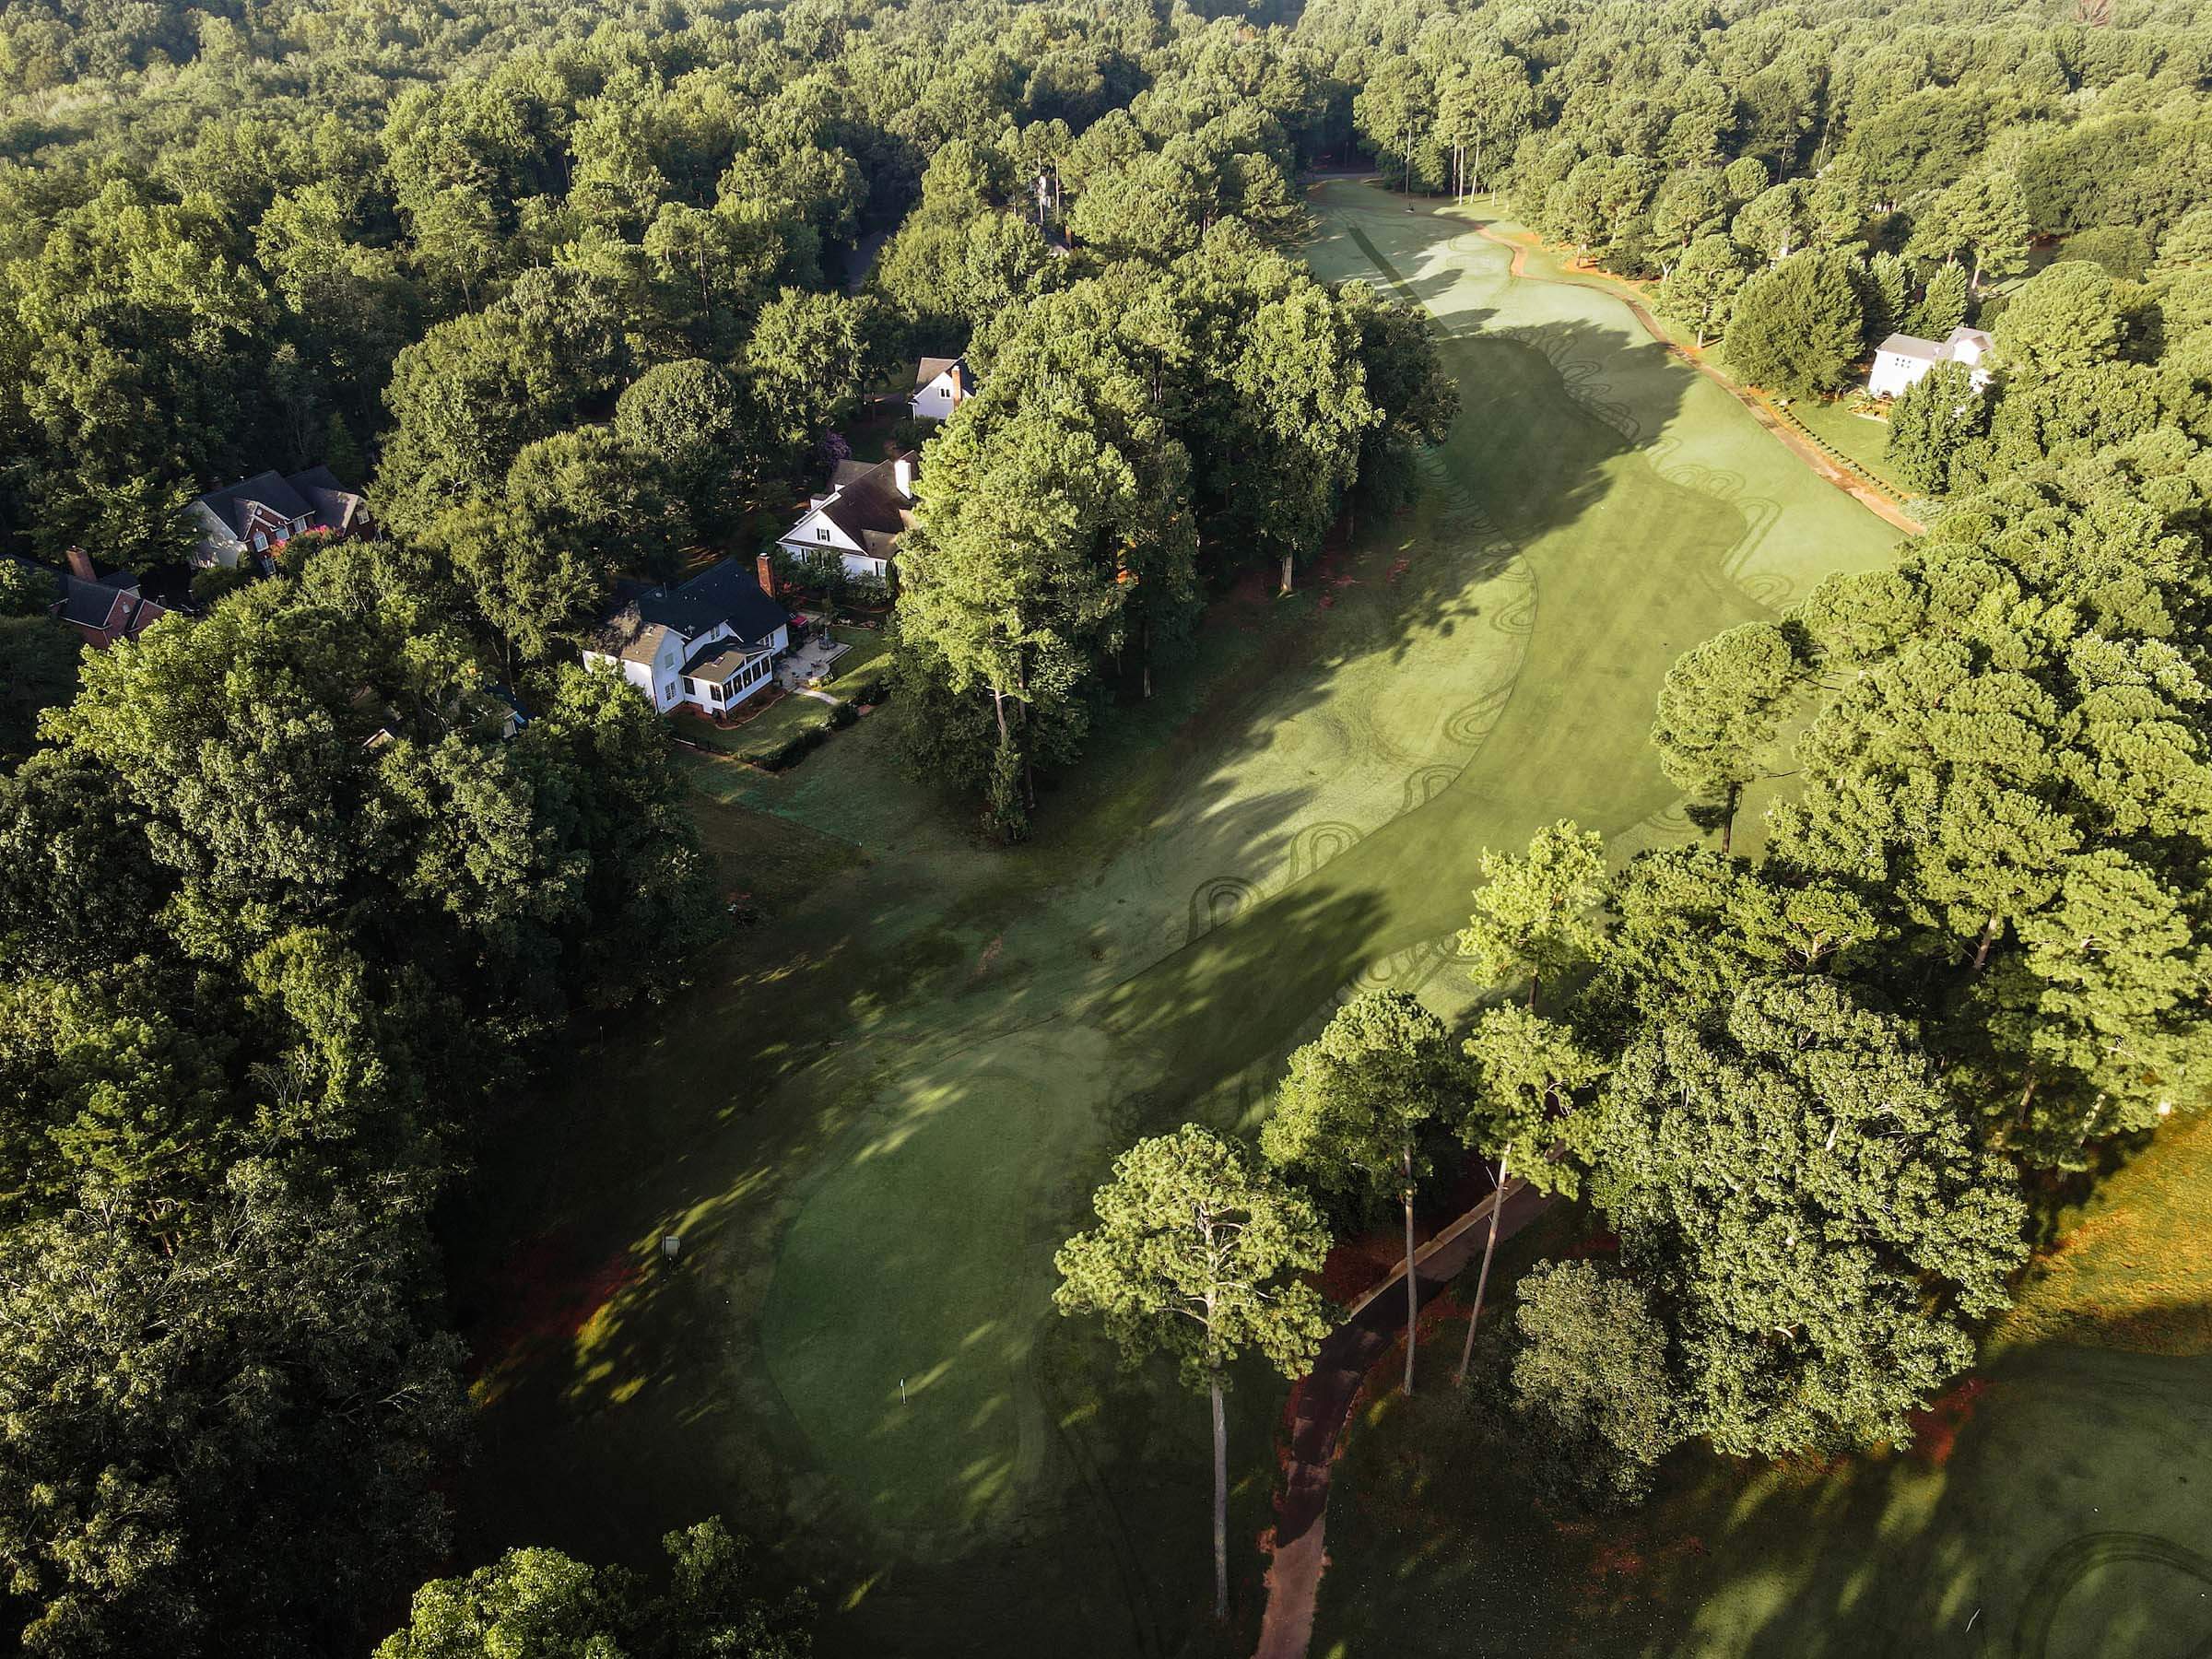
[453,181,1899,1655]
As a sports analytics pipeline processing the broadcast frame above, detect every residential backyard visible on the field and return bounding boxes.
[444,179,1911,1658]
[671,625,891,769]
[1782,394,1912,497]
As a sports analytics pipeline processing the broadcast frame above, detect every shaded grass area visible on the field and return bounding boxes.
[1312,1078,2212,1659]
[445,181,1898,1659]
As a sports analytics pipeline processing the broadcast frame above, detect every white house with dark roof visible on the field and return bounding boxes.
[187,465,368,570]
[581,557,791,716]
[910,357,972,421]
[778,450,918,584]
[1866,325,1994,398]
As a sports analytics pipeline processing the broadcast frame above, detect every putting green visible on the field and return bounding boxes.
[452,182,1900,1655]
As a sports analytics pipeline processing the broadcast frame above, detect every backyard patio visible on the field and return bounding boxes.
[775,626,851,690]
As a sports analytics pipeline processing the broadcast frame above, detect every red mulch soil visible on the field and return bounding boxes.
[1315,1230,1406,1303]
[1907,1375,1992,1468]
[467,1230,640,1384]
[1311,1158,1503,1305]
[1575,1529,1709,1614]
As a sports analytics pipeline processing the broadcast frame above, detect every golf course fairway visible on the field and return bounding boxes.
[447,180,1900,1657]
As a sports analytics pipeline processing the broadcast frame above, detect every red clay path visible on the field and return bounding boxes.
[1253,1177,1552,1659]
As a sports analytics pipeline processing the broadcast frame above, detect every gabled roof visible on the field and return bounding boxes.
[583,558,788,664]
[810,451,917,547]
[1877,333,1944,361]
[287,465,367,534]
[192,465,364,539]
[682,636,774,683]
[194,471,312,537]
[915,356,966,388]
[1943,325,1994,352]
[6,553,168,641]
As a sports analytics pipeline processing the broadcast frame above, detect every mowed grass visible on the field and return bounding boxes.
[1311,957,2212,1653]
[444,180,1899,1659]
[1784,395,1912,497]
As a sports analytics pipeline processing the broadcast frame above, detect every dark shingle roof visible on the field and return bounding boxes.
[915,356,965,389]
[194,471,312,536]
[584,558,788,661]
[816,451,916,546]
[287,465,366,533]
[193,466,363,538]
[5,553,167,641]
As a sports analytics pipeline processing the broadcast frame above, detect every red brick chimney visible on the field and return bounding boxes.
[65,546,95,582]
[756,551,776,595]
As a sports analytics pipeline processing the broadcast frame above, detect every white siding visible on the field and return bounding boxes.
[910,371,961,420]
[1867,350,1929,399]
[781,508,861,557]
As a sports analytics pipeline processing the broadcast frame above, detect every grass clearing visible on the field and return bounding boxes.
[1783,395,1911,496]
[446,181,1899,1657]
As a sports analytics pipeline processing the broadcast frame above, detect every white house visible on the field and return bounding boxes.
[1866,325,1994,399]
[910,356,972,420]
[778,450,918,585]
[582,556,791,716]
[187,465,367,569]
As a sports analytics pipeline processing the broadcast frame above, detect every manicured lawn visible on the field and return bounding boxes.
[444,180,1899,1659]
[672,629,893,769]
[1784,394,1912,497]
[672,693,828,765]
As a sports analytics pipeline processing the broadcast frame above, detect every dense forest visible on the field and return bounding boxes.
[2,0,2210,1650]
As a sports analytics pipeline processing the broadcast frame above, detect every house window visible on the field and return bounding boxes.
[815,527,830,543]
[252,533,267,551]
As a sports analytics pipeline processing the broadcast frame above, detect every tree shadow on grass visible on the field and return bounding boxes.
[1310,1306,2212,1659]
[1581,1312,2212,1659]
[441,184,1842,1659]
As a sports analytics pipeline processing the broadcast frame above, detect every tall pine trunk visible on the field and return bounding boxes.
[1210,1375,1229,1618]
[1453,1147,1512,1386]
[1402,1142,1418,1395]
[1279,550,1294,594]
[1722,784,1738,854]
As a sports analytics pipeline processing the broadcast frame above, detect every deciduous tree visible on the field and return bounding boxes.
[1053,1127,1331,1618]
